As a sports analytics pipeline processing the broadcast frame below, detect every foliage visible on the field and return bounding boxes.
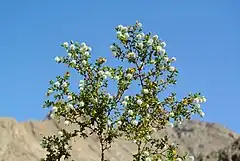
[40,21,206,161]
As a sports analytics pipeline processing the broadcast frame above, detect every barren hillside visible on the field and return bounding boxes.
[0,117,238,161]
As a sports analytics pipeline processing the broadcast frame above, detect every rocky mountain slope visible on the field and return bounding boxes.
[0,117,238,161]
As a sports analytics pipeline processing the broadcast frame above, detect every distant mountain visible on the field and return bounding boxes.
[0,117,238,161]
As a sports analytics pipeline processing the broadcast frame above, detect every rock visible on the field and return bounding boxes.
[0,117,238,161]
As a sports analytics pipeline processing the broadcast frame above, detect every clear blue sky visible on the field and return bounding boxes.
[0,1,239,133]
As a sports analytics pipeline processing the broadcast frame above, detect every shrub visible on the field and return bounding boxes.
[40,21,206,161]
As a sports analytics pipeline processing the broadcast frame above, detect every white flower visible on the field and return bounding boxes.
[67,95,72,100]
[161,41,167,47]
[62,82,68,88]
[64,120,70,126]
[127,52,136,59]
[199,111,205,117]
[144,151,150,156]
[153,35,158,40]
[117,31,122,37]
[54,81,60,87]
[156,46,162,52]
[112,52,117,57]
[140,32,145,38]
[110,45,115,51]
[71,60,77,64]
[202,96,207,103]
[107,120,112,126]
[137,42,144,49]
[117,121,122,126]
[117,25,123,30]
[169,112,174,117]
[48,89,53,94]
[55,56,61,63]
[128,110,134,115]
[150,59,156,64]
[58,131,63,136]
[79,101,85,107]
[126,73,133,79]
[52,106,58,111]
[105,71,111,77]
[171,142,176,147]
[145,157,151,161]
[168,122,174,128]
[70,44,75,50]
[195,103,201,109]
[122,101,128,107]
[188,156,195,161]
[84,52,90,57]
[169,66,176,72]
[136,34,142,39]
[176,158,182,161]
[160,48,166,54]
[147,39,153,46]
[133,140,137,143]
[82,60,87,65]
[103,74,107,79]
[124,96,130,101]
[124,32,130,39]
[143,89,149,94]
[68,52,72,57]
[163,57,169,63]
[67,103,74,109]
[146,135,151,140]
[137,22,142,28]
[79,80,84,85]
[98,70,104,75]
[64,145,68,149]
[171,57,177,62]
[63,42,69,48]
[193,98,200,104]
[132,120,138,126]
[122,26,128,32]
[88,47,92,52]
[146,104,150,108]
[114,75,120,81]
[50,113,54,119]
[137,99,143,106]
[152,128,157,132]
[107,93,113,99]
[81,42,87,48]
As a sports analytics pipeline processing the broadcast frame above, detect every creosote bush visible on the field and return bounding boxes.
[40,21,206,161]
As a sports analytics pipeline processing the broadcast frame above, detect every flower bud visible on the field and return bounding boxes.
[161,41,167,48]
[169,66,176,72]
[63,42,69,48]
[128,110,134,115]
[126,73,133,79]
[143,89,149,94]
[137,99,143,106]
[64,120,70,126]
[55,56,61,63]
[122,101,128,107]
[79,101,85,107]
[58,131,63,136]
[70,44,75,50]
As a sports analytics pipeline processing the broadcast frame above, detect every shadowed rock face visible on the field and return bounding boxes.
[0,117,238,161]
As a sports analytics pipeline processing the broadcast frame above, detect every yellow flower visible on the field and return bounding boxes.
[98,57,107,64]
[127,68,136,74]
[172,149,177,155]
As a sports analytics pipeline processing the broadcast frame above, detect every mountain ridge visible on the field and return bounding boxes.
[0,117,238,161]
